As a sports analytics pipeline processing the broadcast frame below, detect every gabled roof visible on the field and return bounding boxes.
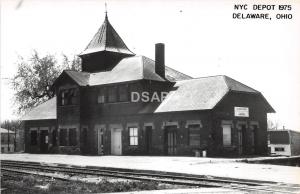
[155,76,229,112]
[165,66,193,82]
[0,128,14,134]
[21,97,57,121]
[223,76,259,93]
[64,71,90,86]
[56,56,192,87]
[155,75,269,113]
[30,74,274,121]
[80,14,134,56]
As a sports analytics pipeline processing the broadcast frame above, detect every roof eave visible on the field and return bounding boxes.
[21,117,57,121]
[52,71,88,88]
[78,49,135,57]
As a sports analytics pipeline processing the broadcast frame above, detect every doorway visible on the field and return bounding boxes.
[238,124,247,155]
[252,125,258,154]
[40,129,49,153]
[52,129,57,146]
[164,126,177,155]
[145,126,152,154]
[81,128,88,154]
[111,128,122,155]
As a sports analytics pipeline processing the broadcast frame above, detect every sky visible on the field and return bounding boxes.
[1,0,300,130]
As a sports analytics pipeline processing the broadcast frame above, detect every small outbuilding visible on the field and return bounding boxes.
[268,129,300,156]
[0,128,15,153]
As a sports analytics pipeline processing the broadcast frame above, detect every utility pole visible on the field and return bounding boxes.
[7,126,10,152]
[14,127,16,152]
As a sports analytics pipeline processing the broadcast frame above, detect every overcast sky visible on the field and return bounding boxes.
[1,0,300,130]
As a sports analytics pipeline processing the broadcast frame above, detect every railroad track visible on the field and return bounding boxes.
[1,160,300,193]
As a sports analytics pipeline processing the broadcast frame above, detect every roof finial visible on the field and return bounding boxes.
[105,2,108,19]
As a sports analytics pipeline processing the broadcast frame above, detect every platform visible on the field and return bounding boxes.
[1,154,299,184]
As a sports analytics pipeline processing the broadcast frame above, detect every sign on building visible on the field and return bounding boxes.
[234,107,249,117]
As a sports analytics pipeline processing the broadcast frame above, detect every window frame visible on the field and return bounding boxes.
[60,88,79,106]
[70,88,78,105]
[30,130,38,146]
[188,124,201,146]
[108,86,117,103]
[59,128,68,146]
[129,127,138,146]
[69,128,77,146]
[275,147,285,152]
[97,87,106,104]
[61,90,67,105]
[222,124,232,147]
[118,85,129,102]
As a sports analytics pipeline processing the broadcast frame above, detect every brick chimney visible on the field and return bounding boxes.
[155,43,165,78]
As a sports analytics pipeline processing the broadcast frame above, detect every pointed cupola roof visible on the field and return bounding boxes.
[80,13,135,56]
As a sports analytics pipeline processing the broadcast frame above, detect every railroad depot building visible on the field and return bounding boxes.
[21,14,275,157]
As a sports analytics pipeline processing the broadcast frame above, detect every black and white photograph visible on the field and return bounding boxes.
[0,0,299,193]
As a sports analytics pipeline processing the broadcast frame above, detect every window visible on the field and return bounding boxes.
[30,130,38,146]
[69,128,77,146]
[61,90,66,105]
[119,85,128,102]
[70,88,78,104]
[189,124,201,146]
[129,127,138,146]
[108,87,117,102]
[97,88,105,103]
[60,88,78,106]
[222,124,232,146]
[275,147,285,152]
[59,128,67,146]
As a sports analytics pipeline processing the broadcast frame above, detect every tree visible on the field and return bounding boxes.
[1,119,21,131]
[267,119,280,130]
[61,54,81,71]
[11,50,81,114]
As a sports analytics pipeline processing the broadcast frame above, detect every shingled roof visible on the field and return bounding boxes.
[0,128,14,134]
[23,75,273,121]
[21,97,57,121]
[155,75,261,113]
[80,13,134,56]
[57,56,192,87]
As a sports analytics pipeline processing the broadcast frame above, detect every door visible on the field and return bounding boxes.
[238,130,243,155]
[97,128,104,155]
[241,125,247,154]
[52,129,57,146]
[145,126,152,154]
[40,130,49,153]
[111,129,122,155]
[81,128,88,154]
[238,124,247,155]
[253,125,258,154]
[164,126,177,155]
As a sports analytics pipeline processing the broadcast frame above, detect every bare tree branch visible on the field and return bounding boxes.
[11,51,81,115]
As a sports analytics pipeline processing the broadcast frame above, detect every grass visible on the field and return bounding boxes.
[1,174,188,194]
